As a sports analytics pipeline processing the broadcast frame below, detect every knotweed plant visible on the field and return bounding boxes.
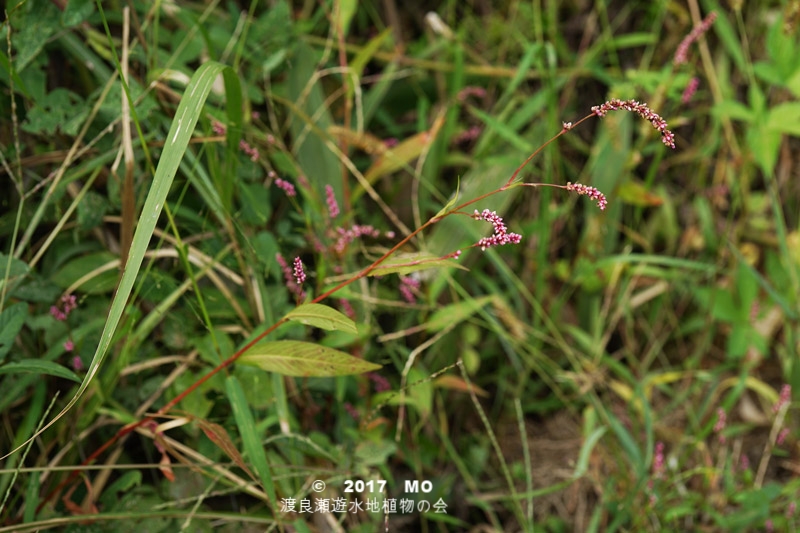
[43,97,676,515]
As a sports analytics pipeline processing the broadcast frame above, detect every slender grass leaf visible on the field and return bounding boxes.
[0,360,80,383]
[284,303,357,333]
[347,28,392,103]
[238,340,381,377]
[434,177,460,218]
[366,252,467,277]
[225,376,276,506]
[355,114,445,200]
[469,106,534,153]
[0,380,45,504]
[1,61,242,461]
[605,408,643,474]
[0,302,28,363]
[425,295,494,333]
[286,41,342,202]
[574,426,607,478]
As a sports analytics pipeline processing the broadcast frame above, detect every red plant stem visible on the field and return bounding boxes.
[40,113,596,512]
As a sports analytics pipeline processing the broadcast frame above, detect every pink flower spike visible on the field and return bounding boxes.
[325,185,340,218]
[714,408,727,443]
[456,86,487,102]
[774,384,792,413]
[274,178,296,197]
[62,294,77,314]
[293,257,306,286]
[471,209,522,251]
[740,454,750,471]
[368,372,391,392]
[72,355,83,371]
[566,182,608,210]
[338,299,356,320]
[64,340,74,352]
[682,77,700,104]
[399,276,420,304]
[674,12,717,66]
[652,441,665,479]
[590,99,676,149]
[277,253,305,299]
[212,121,226,135]
[239,139,259,161]
[51,294,77,321]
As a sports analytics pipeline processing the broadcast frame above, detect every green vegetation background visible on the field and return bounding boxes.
[1,0,799,531]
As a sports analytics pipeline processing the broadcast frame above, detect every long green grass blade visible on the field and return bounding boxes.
[225,376,277,508]
[0,61,242,461]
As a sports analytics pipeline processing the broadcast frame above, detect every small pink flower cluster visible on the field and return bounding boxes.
[239,140,259,161]
[325,185,340,218]
[775,384,792,413]
[652,441,665,479]
[740,454,750,471]
[274,178,296,197]
[457,86,487,102]
[452,125,482,145]
[276,253,305,299]
[333,225,380,254]
[212,121,226,135]
[344,402,360,419]
[566,182,608,210]
[472,209,522,251]
[682,77,700,104]
[399,276,420,304]
[338,298,356,320]
[51,294,77,321]
[368,372,391,392]
[714,408,727,444]
[778,428,790,445]
[292,257,306,285]
[591,99,676,148]
[674,11,717,66]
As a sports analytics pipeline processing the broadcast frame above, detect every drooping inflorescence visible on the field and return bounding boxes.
[591,99,676,149]
[566,182,608,210]
[674,12,717,66]
[472,209,522,251]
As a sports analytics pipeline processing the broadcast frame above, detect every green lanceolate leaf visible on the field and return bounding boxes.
[425,295,495,333]
[238,340,381,377]
[0,302,28,363]
[367,252,468,277]
[284,303,357,333]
